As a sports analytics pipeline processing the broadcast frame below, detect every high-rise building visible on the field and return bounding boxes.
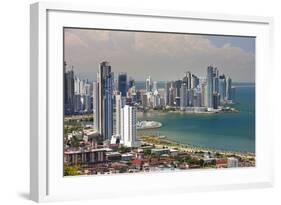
[213,92,220,109]
[213,68,219,93]
[118,73,127,97]
[226,77,232,100]
[164,81,170,106]
[187,89,194,106]
[136,90,141,104]
[121,105,138,147]
[128,77,135,89]
[164,81,175,106]
[73,94,82,113]
[152,90,161,108]
[153,81,158,92]
[146,76,152,92]
[93,82,99,131]
[141,94,148,108]
[201,81,208,107]
[180,83,187,109]
[168,82,176,106]
[207,66,214,108]
[175,80,182,98]
[193,89,201,107]
[64,67,75,115]
[95,61,114,141]
[115,94,122,136]
[231,87,236,103]
[218,75,226,104]
[183,71,192,89]
[73,77,93,113]
[74,77,80,95]
[191,74,199,89]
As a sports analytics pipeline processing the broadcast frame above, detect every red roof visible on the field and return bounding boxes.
[216,159,227,165]
[131,159,142,165]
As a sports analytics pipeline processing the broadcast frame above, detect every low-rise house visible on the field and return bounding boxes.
[106,152,122,162]
[151,148,170,156]
[121,153,134,161]
[216,158,228,168]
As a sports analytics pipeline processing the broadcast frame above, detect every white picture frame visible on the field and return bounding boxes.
[30,2,274,202]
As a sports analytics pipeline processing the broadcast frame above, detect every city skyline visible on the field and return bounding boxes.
[63,60,255,176]
[63,29,255,176]
[64,28,255,82]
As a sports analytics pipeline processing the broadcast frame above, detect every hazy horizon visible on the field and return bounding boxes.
[64,28,255,83]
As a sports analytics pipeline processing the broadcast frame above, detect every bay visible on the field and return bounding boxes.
[138,85,255,153]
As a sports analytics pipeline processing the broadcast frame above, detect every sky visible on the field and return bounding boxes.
[64,28,255,82]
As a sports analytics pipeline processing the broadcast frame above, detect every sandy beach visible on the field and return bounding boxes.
[139,135,255,159]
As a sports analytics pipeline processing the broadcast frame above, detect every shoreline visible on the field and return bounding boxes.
[139,135,255,158]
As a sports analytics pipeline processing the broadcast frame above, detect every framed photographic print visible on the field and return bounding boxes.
[30,2,274,202]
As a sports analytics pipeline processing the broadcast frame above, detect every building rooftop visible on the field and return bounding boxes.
[106,152,121,156]
[121,153,134,157]
[64,147,112,154]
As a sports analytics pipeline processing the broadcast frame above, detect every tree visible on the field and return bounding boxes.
[143,149,151,156]
[118,145,131,153]
[64,164,80,176]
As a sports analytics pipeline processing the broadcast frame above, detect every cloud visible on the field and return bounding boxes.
[64,28,255,82]
[64,32,88,48]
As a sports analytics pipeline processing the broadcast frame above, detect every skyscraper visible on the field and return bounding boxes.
[93,82,99,131]
[164,81,170,106]
[153,81,158,92]
[164,81,174,106]
[146,76,152,92]
[213,68,219,93]
[115,93,122,136]
[191,74,199,89]
[183,71,192,89]
[226,77,232,100]
[213,92,219,109]
[231,87,236,103]
[201,81,208,107]
[128,77,135,89]
[141,93,148,108]
[180,82,187,109]
[152,90,161,108]
[218,75,226,104]
[121,105,138,147]
[168,82,176,106]
[207,66,214,108]
[64,66,75,115]
[175,80,182,98]
[118,73,127,97]
[95,61,114,141]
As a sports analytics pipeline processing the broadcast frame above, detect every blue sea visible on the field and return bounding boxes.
[137,83,255,153]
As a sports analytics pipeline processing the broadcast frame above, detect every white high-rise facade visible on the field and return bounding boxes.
[226,76,232,100]
[93,82,99,131]
[146,76,152,92]
[121,105,138,147]
[115,94,122,136]
[153,81,158,92]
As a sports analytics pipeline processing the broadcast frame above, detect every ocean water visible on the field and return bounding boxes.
[138,84,255,153]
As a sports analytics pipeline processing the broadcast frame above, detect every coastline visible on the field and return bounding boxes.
[139,135,255,159]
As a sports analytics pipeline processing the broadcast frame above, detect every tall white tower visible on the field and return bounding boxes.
[115,94,122,136]
[146,76,152,92]
[93,81,99,131]
[121,105,138,147]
